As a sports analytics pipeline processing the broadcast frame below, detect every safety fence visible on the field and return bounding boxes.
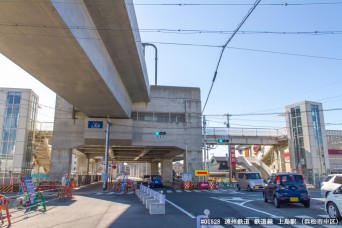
[137,185,165,214]
[0,185,74,227]
[0,174,101,194]
[106,178,136,194]
[176,180,237,190]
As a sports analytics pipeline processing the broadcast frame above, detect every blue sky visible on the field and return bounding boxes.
[1,0,341,135]
[134,0,342,131]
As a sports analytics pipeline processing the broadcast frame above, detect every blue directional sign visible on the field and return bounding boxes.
[88,121,103,129]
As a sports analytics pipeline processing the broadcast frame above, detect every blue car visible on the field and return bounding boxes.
[148,175,163,188]
[263,173,310,208]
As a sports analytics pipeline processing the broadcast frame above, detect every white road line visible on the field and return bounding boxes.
[295,215,313,219]
[318,214,330,218]
[176,190,182,193]
[259,225,283,228]
[193,190,201,192]
[292,225,312,228]
[211,197,282,218]
[166,190,172,193]
[165,199,196,219]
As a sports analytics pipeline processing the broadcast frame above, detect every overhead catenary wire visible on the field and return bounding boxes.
[202,0,261,113]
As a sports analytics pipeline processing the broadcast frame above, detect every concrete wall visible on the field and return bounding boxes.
[132,86,202,181]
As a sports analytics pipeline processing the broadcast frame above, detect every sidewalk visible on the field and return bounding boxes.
[7,182,196,228]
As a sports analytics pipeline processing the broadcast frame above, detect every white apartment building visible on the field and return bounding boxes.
[285,101,330,185]
[0,88,39,176]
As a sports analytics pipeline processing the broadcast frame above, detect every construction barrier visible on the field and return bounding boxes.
[208,181,218,190]
[0,185,13,193]
[197,182,209,189]
[56,186,72,201]
[179,181,194,190]
[0,194,11,225]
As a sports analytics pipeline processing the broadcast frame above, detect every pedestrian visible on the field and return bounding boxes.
[62,174,70,186]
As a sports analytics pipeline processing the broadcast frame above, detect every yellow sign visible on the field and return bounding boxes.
[195,170,209,176]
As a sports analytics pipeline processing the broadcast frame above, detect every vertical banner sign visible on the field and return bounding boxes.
[230,145,236,167]
[23,176,36,205]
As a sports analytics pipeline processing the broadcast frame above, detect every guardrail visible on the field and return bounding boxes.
[136,185,165,214]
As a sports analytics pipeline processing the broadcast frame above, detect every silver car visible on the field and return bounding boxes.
[236,172,264,191]
[321,174,342,198]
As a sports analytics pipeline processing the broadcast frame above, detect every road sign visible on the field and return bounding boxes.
[195,170,209,176]
[88,121,103,128]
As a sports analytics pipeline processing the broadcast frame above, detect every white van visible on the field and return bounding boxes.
[236,172,264,191]
[321,174,342,197]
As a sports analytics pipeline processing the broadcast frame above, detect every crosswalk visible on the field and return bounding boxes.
[94,189,237,195]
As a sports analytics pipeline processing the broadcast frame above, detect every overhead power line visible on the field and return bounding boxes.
[202,0,261,114]
[1,23,342,36]
[144,41,342,61]
[133,2,342,6]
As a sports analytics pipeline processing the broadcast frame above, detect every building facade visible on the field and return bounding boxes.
[285,101,330,185]
[0,88,39,176]
[326,130,342,173]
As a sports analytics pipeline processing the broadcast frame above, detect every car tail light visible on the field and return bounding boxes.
[276,175,280,185]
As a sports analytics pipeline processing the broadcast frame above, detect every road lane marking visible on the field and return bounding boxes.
[165,199,195,219]
[295,215,312,219]
[212,197,283,218]
[318,214,330,218]
[166,190,172,193]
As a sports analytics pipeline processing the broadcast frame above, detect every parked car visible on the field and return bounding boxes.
[142,175,151,184]
[263,173,310,208]
[148,175,163,188]
[321,174,342,198]
[325,185,342,221]
[236,172,264,191]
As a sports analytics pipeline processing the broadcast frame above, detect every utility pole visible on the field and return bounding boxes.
[203,115,207,171]
[225,114,232,185]
[103,117,111,191]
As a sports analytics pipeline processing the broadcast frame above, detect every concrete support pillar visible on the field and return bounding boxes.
[77,155,89,174]
[87,157,90,174]
[50,95,84,180]
[186,150,202,181]
[278,147,286,172]
[151,162,158,175]
[161,158,173,186]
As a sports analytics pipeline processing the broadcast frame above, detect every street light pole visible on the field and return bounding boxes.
[103,116,111,191]
[142,43,158,86]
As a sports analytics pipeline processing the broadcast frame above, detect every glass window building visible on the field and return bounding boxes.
[0,88,39,177]
[285,101,330,186]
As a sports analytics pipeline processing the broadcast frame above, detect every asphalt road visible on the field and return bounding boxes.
[4,183,341,228]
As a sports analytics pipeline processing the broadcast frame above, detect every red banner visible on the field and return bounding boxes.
[230,145,236,167]
[329,149,342,155]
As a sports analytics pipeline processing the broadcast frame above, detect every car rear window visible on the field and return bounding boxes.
[247,173,261,179]
[151,175,161,180]
[280,175,305,186]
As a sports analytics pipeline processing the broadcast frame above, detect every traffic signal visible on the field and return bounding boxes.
[155,131,166,137]
[218,138,229,143]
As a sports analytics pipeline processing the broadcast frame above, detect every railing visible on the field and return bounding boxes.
[204,127,287,138]
[139,184,165,204]
[36,122,54,131]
